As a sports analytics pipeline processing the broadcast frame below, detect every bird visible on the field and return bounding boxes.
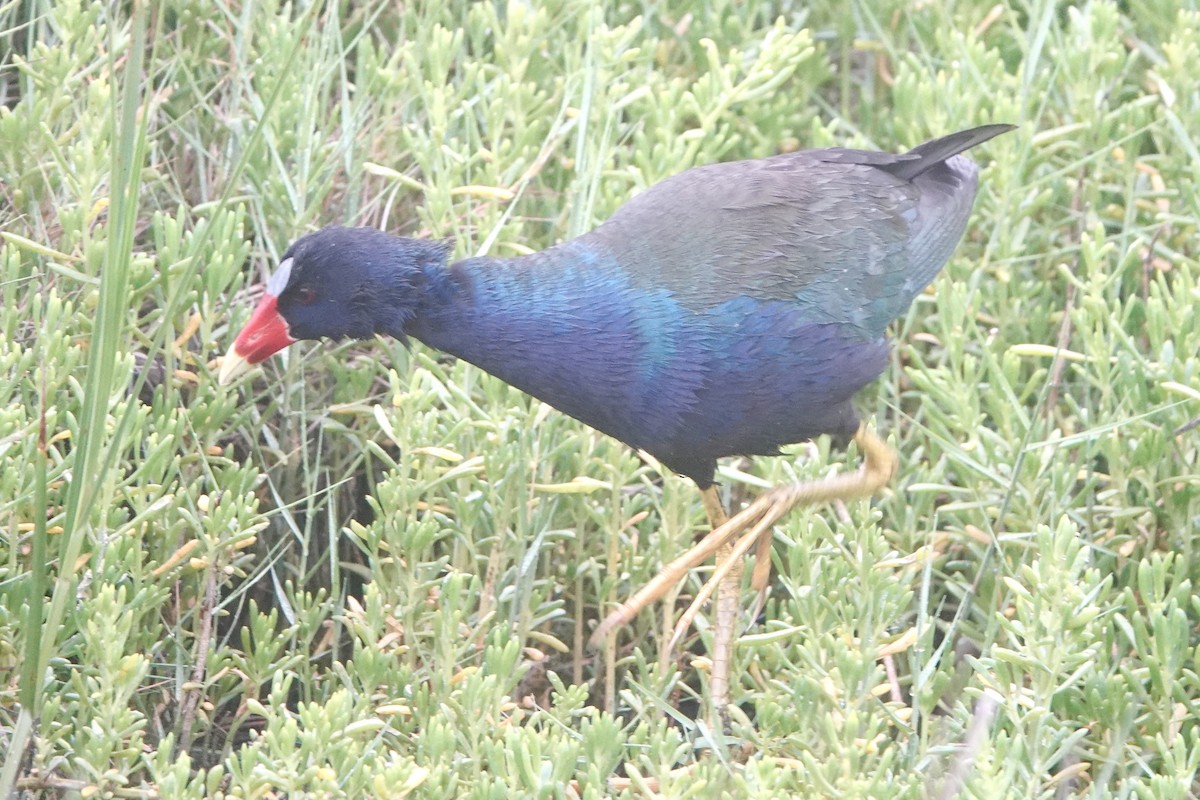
[220,123,1014,724]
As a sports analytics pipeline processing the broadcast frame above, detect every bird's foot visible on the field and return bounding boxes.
[589,425,896,650]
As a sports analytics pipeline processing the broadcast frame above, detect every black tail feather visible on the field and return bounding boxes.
[882,124,1016,181]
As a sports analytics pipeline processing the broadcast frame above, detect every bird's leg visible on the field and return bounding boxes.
[590,425,897,654]
[701,486,736,723]
[746,523,775,625]
[671,426,897,651]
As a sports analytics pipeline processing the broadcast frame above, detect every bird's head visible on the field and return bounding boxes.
[218,227,451,384]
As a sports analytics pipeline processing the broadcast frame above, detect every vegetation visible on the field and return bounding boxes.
[2,0,1198,796]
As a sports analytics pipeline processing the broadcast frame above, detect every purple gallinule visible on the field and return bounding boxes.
[221,123,1013,721]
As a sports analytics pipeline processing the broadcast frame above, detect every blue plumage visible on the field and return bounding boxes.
[413,250,709,465]
[222,125,1013,487]
[411,253,886,483]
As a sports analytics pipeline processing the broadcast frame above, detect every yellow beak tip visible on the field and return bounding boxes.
[217,349,254,386]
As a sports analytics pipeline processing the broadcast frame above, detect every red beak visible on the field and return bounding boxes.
[218,295,296,384]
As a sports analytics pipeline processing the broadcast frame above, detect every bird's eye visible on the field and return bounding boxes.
[295,287,317,305]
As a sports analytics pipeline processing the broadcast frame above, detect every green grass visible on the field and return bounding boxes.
[2,0,1200,796]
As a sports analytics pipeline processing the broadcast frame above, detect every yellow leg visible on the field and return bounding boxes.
[590,425,898,664]
[701,486,736,722]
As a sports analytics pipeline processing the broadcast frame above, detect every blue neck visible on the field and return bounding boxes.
[407,240,695,453]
